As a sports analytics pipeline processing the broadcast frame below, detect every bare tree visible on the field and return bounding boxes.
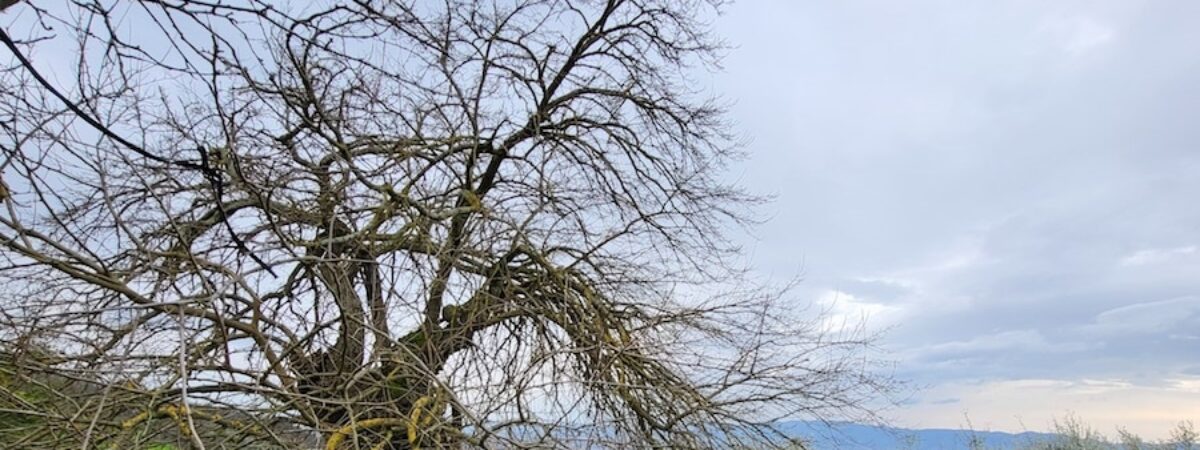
[0,1,890,448]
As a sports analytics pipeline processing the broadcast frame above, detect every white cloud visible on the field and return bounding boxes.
[816,289,904,333]
[1120,245,1198,267]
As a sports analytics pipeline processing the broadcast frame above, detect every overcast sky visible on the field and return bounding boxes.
[714,0,1200,438]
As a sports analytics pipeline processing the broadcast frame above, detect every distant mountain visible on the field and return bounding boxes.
[776,421,1055,450]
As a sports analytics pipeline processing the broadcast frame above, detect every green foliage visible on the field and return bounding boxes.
[0,350,75,447]
[1013,416,1200,450]
[1027,414,1110,450]
[1170,421,1197,450]
[1118,427,1148,450]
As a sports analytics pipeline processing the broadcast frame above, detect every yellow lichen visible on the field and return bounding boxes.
[325,417,408,450]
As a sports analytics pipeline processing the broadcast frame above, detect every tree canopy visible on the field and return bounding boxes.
[0,1,887,448]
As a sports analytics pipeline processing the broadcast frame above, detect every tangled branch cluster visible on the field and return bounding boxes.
[0,1,889,448]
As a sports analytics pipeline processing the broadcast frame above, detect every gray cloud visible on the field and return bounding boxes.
[714,0,1200,429]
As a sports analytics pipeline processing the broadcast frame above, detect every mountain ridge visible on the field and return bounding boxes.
[778,420,1055,449]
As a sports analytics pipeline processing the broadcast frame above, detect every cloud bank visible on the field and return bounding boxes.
[716,0,1200,438]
